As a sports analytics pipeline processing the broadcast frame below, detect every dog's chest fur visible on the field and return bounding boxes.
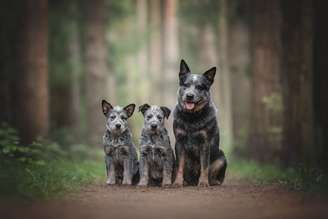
[103,130,132,162]
[174,104,217,156]
[141,130,169,147]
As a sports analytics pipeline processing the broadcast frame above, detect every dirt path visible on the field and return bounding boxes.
[2,175,328,219]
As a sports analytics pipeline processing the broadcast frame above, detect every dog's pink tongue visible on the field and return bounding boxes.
[185,102,195,110]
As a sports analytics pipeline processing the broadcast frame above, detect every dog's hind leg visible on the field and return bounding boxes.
[209,150,227,185]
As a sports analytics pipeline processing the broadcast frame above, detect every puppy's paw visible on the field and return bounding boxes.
[137,179,148,187]
[162,181,172,188]
[122,178,132,185]
[106,178,115,185]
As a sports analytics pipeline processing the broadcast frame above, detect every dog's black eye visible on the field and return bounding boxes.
[110,115,116,120]
[120,115,127,120]
[196,85,207,91]
[157,115,162,120]
[183,83,190,87]
[147,115,153,120]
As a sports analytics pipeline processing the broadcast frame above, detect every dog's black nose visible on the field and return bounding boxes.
[186,93,194,100]
[115,124,121,129]
[151,124,157,129]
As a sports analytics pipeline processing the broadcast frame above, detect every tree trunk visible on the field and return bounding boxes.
[281,0,314,167]
[85,0,108,146]
[162,0,178,144]
[313,1,328,169]
[162,0,178,108]
[137,0,149,103]
[67,1,82,139]
[148,0,162,102]
[217,0,233,152]
[248,0,283,162]
[228,1,251,152]
[15,0,49,144]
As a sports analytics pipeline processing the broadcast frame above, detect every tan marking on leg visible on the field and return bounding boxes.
[210,159,225,185]
[173,152,185,187]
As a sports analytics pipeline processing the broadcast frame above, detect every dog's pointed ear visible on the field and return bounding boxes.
[138,104,151,116]
[179,59,190,77]
[102,99,113,116]
[160,106,171,119]
[203,67,216,85]
[123,104,136,118]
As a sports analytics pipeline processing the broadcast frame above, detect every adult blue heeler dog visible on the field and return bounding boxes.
[173,60,227,186]
[101,100,139,185]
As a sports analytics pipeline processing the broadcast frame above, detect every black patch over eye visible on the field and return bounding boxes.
[147,115,153,120]
[157,115,163,120]
[110,115,116,120]
[196,85,207,91]
[120,115,127,120]
[179,79,189,87]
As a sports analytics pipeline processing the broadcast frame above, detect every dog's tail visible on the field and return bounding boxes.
[217,149,227,184]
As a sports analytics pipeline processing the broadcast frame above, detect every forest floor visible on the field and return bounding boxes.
[2,173,328,219]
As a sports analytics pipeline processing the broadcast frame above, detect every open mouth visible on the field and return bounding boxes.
[184,101,196,111]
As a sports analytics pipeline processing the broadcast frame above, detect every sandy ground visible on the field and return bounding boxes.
[1,175,328,219]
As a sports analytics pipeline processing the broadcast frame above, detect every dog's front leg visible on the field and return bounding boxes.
[107,158,116,185]
[121,146,132,185]
[199,145,210,186]
[173,142,185,187]
[122,158,132,185]
[162,149,173,186]
[138,153,149,186]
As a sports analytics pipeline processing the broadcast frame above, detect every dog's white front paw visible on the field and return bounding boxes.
[106,178,115,185]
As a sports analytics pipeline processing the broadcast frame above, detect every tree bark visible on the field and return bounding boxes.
[248,0,283,162]
[15,0,49,144]
[228,1,251,151]
[162,0,178,108]
[85,0,108,146]
[281,0,314,167]
[313,1,328,169]
[217,0,233,151]
[148,0,162,102]
[137,0,149,103]
[67,0,82,139]
[162,0,178,144]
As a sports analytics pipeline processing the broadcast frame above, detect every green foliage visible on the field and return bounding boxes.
[0,124,104,199]
[230,159,328,194]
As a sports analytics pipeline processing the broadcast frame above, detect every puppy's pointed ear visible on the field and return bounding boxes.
[203,67,216,85]
[160,106,171,119]
[102,99,113,116]
[138,104,151,116]
[179,59,190,77]
[123,104,136,118]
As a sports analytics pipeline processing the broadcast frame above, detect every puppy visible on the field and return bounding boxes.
[102,100,139,185]
[138,104,174,186]
[173,60,227,186]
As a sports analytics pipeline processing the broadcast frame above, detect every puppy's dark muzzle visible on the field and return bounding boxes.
[151,124,158,130]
